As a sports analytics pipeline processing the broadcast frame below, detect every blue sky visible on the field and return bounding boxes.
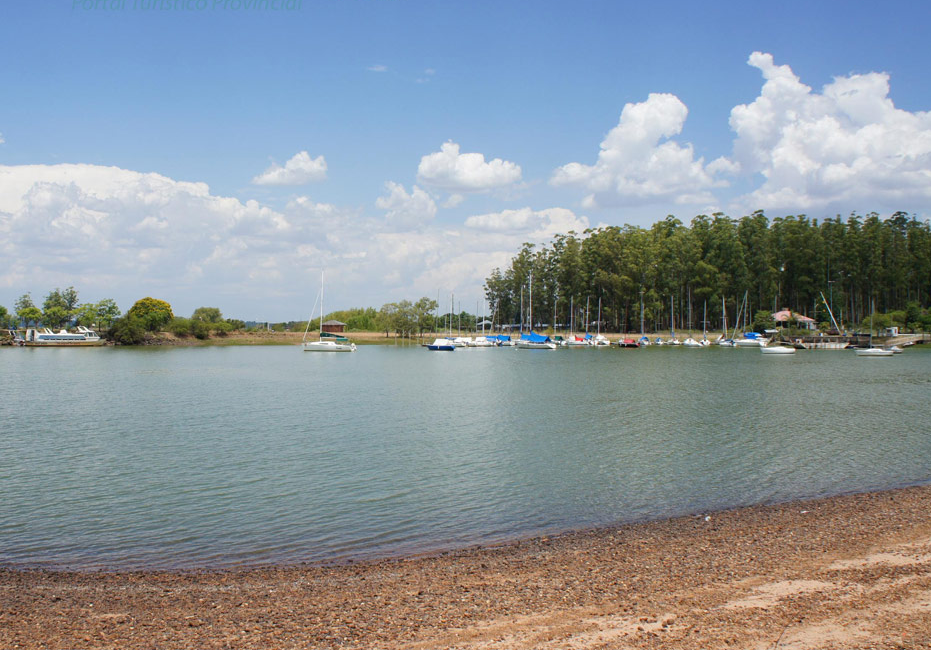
[2,1,930,320]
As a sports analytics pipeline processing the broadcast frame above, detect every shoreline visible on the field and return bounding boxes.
[4,485,931,648]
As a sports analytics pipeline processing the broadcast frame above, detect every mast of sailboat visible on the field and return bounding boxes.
[597,296,602,337]
[319,269,324,339]
[640,289,645,339]
[669,295,675,337]
[819,291,842,333]
[528,270,533,333]
[722,295,727,340]
[585,296,590,334]
[520,286,524,335]
[688,286,692,335]
[569,295,574,336]
[553,287,558,338]
[702,300,707,341]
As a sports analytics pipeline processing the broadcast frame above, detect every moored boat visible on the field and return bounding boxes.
[23,326,104,346]
[516,332,557,349]
[426,337,456,351]
[855,347,894,357]
[760,344,796,355]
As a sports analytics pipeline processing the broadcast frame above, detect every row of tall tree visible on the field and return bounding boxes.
[2,288,122,331]
[484,211,931,334]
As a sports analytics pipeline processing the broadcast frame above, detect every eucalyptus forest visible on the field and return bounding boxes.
[483,211,931,333]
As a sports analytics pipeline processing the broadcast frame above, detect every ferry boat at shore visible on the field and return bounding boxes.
[20,326,105,346]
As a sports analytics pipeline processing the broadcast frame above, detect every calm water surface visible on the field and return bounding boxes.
[1,343,929,569]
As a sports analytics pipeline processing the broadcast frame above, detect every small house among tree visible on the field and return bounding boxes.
[773,309,817,331]
[322,319,346,334]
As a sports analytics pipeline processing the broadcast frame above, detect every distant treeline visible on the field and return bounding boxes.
[484,211,931,333]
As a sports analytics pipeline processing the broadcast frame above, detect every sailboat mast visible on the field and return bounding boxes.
[585,296,590,334]
[319,269,324,337]
[529,271,533,333]
[640,290,644,338]
[597,296,602,336]
[553,288,558,337]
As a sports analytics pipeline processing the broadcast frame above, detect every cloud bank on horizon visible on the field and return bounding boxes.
[2,52,930,319]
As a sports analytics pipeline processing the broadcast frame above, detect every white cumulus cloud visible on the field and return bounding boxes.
[465,207,588,239]
[417,141,522,193]
[726,52,931,213]
[375,181,438,231]
[551,93,726,208]
[251,151,327,186]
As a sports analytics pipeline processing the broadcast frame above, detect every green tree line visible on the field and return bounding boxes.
[484,211,931,334]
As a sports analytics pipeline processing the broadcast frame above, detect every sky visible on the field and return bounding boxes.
[2,0,931,321]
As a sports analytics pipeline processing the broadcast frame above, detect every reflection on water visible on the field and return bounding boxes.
[1,344,929,569]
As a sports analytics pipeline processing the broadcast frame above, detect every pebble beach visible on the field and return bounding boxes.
[3,485,931,649]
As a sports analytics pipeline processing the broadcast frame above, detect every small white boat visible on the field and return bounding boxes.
[468,336,495,347]
[761,345,795,355]
[667,337,681,346]
[593,334,610,347]
[855,347,894,357]
[303,339,356,352]
[452,336,471,347]
[682,337,702,348]
[855,302,895,357]
[886,345,904,354]
[426,338,455,351]
[302,271,357,352]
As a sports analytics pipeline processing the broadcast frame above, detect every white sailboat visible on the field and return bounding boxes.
[303,271,356,352]
[856,301,894,357]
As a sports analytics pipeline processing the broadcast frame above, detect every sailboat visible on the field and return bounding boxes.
[717,295,735,346]
[593,296,610,346]
[303,271,357,352]
[856,300,894,357]
[517,271,557,349]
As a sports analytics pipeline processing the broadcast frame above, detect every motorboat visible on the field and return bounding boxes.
[682,337,702,348]
[426,338,456,351]
[855,347,894,357]
[566,334,592,346]
[735,332,768,347]
[23,326,105,346]
[615,338,639,348]
[760,344,795,355]
[468,336,495,347]
[593,334,610,347]
[638,336,652,346]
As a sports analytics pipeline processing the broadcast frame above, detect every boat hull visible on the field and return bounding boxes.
[761,346,796,354]
[303,341,356,352]
[855,348,894,357]
[516,342,557,349]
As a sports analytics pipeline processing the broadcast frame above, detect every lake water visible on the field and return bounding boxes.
[1,343,929,570]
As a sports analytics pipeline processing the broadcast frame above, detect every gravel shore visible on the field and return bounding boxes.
[3,485,931,649]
